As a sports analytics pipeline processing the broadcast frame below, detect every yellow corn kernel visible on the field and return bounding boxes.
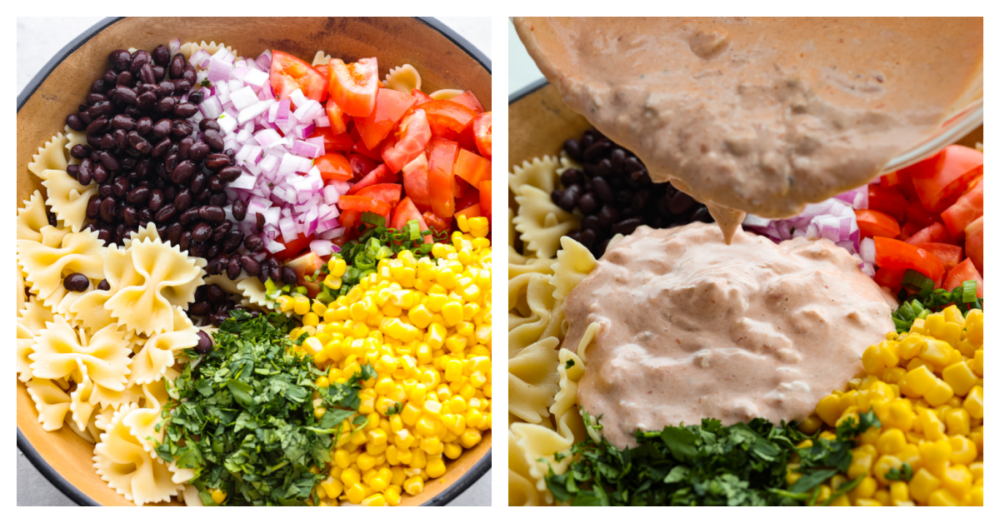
[401,403,422,426]
[403,476,424,496]
[815,395,842,426]
[460,428,482,449]
[942,361,977,396]
[444,442,463,460]
[889,481,909,503]
[919,409,946,441]
[210,488,226,504]
[426,457,446,478]
[384,486,401,506]
[940,464,973,499]
[963,386,984,419]
[927,488,963,506]
[873,490,892,506]
[919,439,953,477]
[850,476,878,502]
[944,408,971,436]
[924,379,954,407]
[342,467,362,487]
[909,468,941,504]
[873,455,903,485]
[903,366,938,397]
[876,428,907,455]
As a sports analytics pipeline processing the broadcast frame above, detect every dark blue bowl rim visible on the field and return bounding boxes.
[16,16,491,507]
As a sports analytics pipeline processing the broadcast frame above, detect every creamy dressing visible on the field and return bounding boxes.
[562,224,896,448]
[514,17,983,243]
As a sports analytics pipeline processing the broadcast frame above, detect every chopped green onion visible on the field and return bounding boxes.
[901,269,934,293]
[961,280,978,303]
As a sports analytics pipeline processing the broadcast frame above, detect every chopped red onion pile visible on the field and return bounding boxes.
[743,186,875,276]
[190,47,345,258]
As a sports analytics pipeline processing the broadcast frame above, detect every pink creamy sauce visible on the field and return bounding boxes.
[562,224,896,448]
[514,17,983,243]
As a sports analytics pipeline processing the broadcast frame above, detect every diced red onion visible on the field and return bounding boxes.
[291,140,322,158]
[293,100,323,123]
[289,89,308,109]
[293,122,316,140]
[318,227,346,240]
[217,113,239,134]
[266,240,286,254]
[233,62,250,81]
[259,155,279,175]
[169,38,181,56]
[199,96,223,119]
[208,58,233,83]
[256,50,272,70]
[310,239,335,257]
[244,68,269,88]
[238,100,273,125]
[260,82,275,101]
[315,115,331,128]
[322,185,340,205]
[191,49,211,69]
[306,136,325,157]
[279,216,298,241]
[229,172,257,190]
[254,129,282,149]
[275,99,291,124]
[215,81,231,103]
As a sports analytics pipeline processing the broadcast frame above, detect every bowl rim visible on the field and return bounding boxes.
[17,16,492,508]
[508,78,983,173]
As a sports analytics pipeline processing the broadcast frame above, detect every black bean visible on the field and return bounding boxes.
[112,177,130,197]
[188,142,210,162]
[225,257,242,279]
[173,102,199,118]
[154,203,178,222]
[557,185,580,211]
[86,116,109,134]
[595,158,614,178]
[96,279,110,291]
[668,191,696,215]
[171,119,194,138]
[102,68,118,84]
[560,168,583,187]
[99,133,116,150]
[136,90,157,112]
[98,184,113,198]
[690,206,712,223]
[243,233,263,252]
[208,175,225,192]
[146,188,165,212]
[206,284,225,305]
[578,192,599,215]
[115,86,137,105]
[169,54,187,79]
[178,230,193,252]
[139,207,153,224]
[190,222,212,242]
[190,300,213,317]
[66,113,86,131]
[616,189,635,208]
[189,241,208,258]
[611,217,644,237]
[171,160,196,184]
[179,207,201,225]
[592,177,615,202]
[109,49,131,71]
[69,144,89,160]
[155,96,176,115]
[584,139,612,162]
[205,153,230,171]
[202,129,224,151]
[129,50,151,73]
[597,205,619,229]
[564,138,582,161]
[239,255,261,276]
[99,197,117,222]
[578,229,597,249]
[176,137,195,160]
[123,206,139,226]
[223,228,244,254]
[97,227,111,244]
[63,273,90,292]
[280,266,298,285]
[166,222,183,245]
[174,188,194,212]
[199,119,221,132]
[582,215,601,232]
[188,90,205,105]
[209,312,229,327]
[86,196,101,219]
[199,205,226,224]
[182,65,197,85]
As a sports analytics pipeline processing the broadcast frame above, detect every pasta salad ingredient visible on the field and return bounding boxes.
[156,310,372,506]
[553,129,713,257]
[803,306,984,506]
[275,223,492,506]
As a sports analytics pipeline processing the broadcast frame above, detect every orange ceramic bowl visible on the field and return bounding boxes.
[17,16,491,507]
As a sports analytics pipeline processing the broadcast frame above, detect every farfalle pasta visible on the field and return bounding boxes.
[384,64,422,92]
[25,378,73,431]
[508,336,561,425]
[27,132,68,179]
[513,185,580,259]
[17,228,106,307]
[129,307,198,386]
[17,191,50,243]
[94,406,183,506]
[29,314,132,392]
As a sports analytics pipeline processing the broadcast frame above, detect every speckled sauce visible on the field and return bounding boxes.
[514,17,983,243]
[562,224,897,449]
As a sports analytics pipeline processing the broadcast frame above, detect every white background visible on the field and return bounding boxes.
[15,16,491,507]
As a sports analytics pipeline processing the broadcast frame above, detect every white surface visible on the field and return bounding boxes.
[16,16,491,507]
[508,19,543,95]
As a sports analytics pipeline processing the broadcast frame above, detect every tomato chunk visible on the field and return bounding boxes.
[401,153,431,208]
[272,233,315,262]
[903,145,984,213]
[410,88,433,104]
[905,201,940,229]
[270,51,328,104]
[390,197,431,243]
[942,258,984,298]
[347,164,397,195]
[315,153,353,182]
[339,194,392,216]
[453,148,491,189]
[455,204,482,220]
[355,88,418,151]
[382,109,432,173]
[473,112,492,160]
[965,216,983,276]
[905,222,957,246]
[448,91,486,113]
[419,100,478,138]
[427,138,459,218]
[311,127,354,153]
[940,177,983,238]
[868,184,909,222]
[422,211,451,233]
[479,180,492,217]
[856,209,900,239]
[874,237,945,285]
[348,153,380,180]
[328,58,378,117]
[873,266,907,292]
[324,99,350,135]
[349,125,382,160]
[355,183,402,210]
[916,243,963,273]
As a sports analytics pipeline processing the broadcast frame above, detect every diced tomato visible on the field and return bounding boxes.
[879,170,906,188]
[418,100,479,138]
[873,266,907,292]
[422,211,451,233]
[941,177,983,238]
[285,251,326,297]
[898,222,922,241]
[382,109,432,173]
[314,63,329,79]
[916,243,963,273]
[903,145,984,213]
[453,148,491,189]
[965,216,983,276]
[856,209,900,239]
[348,153,380,180]
[479,180,492,217]
[346,164,398,195]
[315,153,353,182]
[270,51,328,104]
[324,99,350,135]
[355,89,418,151]
[311,127,354,153]
[942,258,984,298]
[401,153,431,207]
[448,91,485,113]
[454,186,480,212]
[874,237,945,285]
[356,183,402,210]
[272,233,315,262]
[905,201,941,229]
[410,89,433,104]
[340,209,361,231]
[328,57,378,117]
[338,194,392,216]
[905,222,957,246]
[390,197,431,243]
[455,204,482,220]
[427,138,459,218]
[868,184,909,222]
[896,175,919,202]
[349,126,382,160]
[473,112,492,160]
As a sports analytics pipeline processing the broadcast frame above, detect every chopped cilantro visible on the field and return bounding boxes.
[566,360,576,370]
[885,463,913,482]
[386,403,402,416]
[156,310,376,506]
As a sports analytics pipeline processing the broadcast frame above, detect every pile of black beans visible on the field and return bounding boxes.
[552,130,713,257]
[65,45,274,282]
[188,283,262,327]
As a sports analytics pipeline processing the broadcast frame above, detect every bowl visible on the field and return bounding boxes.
[509,79,982,178]
[17,16,492,507]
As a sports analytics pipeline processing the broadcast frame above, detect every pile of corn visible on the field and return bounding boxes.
[277,216,492,506]
[792,306,984,506]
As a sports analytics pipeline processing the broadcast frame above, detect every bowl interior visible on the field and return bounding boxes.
[18,16,491,507]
